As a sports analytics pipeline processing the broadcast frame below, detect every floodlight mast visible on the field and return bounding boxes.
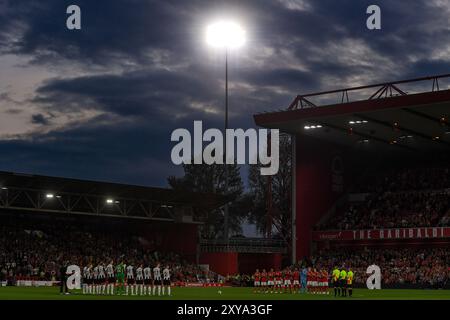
[206,20,245,243]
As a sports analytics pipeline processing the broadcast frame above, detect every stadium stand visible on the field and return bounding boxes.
[306,247,449,289]
[320,166,450,230]
[0,213,218,285]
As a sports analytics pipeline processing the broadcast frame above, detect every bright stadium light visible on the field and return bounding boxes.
[106,199,114,204]
[206,20,246,49]
[46,193,54,199]
[205,19,245,244]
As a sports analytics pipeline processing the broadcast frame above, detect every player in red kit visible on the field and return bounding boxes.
[253,269,261,293]
[261,269,268,293]
[306,267,312,294]
[275,269,282,294]
[267,268,275,293]
[292,268,300,294]
[321,269,330,295]
[308,268,317,294]
[284,269,292,293]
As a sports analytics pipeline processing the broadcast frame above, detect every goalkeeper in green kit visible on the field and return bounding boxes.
[116,261,126,295]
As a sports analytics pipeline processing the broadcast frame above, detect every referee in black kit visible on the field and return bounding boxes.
[59,261,69,295]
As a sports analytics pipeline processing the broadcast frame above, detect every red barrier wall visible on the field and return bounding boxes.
[199,252,239,276]
[295,137,345,259]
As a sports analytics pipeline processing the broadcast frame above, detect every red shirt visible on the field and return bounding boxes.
[261,272,267,282]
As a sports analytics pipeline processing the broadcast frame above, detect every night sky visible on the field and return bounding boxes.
[1,0,449,187]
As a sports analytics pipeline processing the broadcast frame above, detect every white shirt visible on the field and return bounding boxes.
[126,265,134,278]
[136,267,143,280]
[153,267,161,280]
[98,265,105,278]
[86,267,92,279]
[144,267,152,279]
[83,266,89,278]
[163,268,170,280]
[106,264,114,276]
[93,267,99,278]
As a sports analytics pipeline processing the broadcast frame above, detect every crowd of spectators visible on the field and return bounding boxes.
[0,215,217,284]
[324,190,449,230]
[306,247,449,289]
[351,166,449,193]
[320,166,450,230]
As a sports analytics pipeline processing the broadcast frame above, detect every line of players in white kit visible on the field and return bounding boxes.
[82,261,172,296]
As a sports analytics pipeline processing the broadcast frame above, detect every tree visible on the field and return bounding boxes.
[168,163,247,239]
[247,134,292,245]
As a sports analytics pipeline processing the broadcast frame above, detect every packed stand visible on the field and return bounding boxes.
[0,215,216,285]
[320,166,450,230]
[306,247,450,289]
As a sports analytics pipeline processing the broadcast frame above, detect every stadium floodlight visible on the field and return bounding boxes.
[46,193,54,199]
[205,19,245,244]
[106,199,114,204]
[1,187,7,190]
[304,126,311,130]
[206,20,246,49]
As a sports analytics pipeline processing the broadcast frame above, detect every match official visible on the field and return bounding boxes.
[347,269,354,297]
[59,261,69,295]
[339,268,347,297]
[332,266,340,297]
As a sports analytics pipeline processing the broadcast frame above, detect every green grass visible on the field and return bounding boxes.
[0,286,449,300]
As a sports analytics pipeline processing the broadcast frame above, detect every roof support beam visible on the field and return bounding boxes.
[354,114,450,147]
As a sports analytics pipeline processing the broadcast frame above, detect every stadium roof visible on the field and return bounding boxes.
[0,171,227,221]
[254,74,450,152]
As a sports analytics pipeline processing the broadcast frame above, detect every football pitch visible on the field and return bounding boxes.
[0,287,449,300]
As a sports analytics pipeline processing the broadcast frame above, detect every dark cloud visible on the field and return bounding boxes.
[0,0,449,186]
[31,113,50,125]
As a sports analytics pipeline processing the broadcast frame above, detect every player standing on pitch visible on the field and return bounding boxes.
[162,265,172,296]
[82,265,89,294]
[98,263,106,295]
[126,263,135,295]
[253,269,260,293]
[292,268,300,294]
[275,269,282,294]
[261,269,268,293]
[106,260,115,295]
[87,264,94,294]
[116,261,126,295]
[136,264,144,295]
[267,269,275,293]
[300,266,308,293]
[153,263,162,296]
[144,265,152,295]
